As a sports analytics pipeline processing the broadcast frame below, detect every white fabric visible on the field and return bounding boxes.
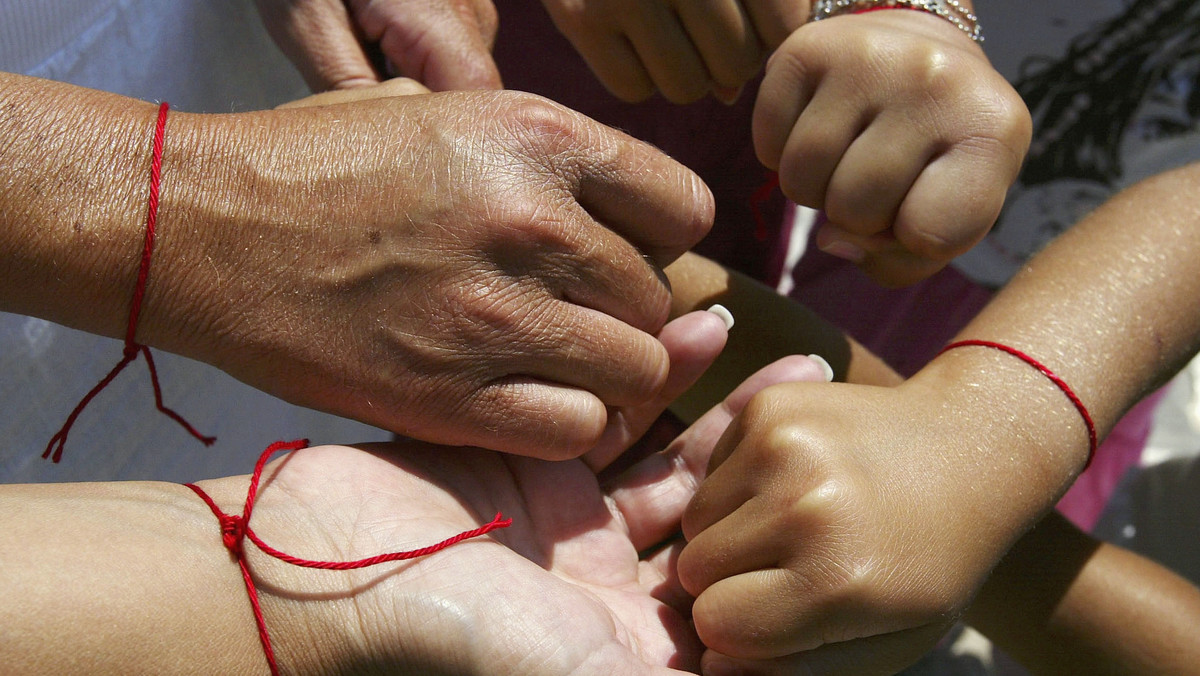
[955,0,1200,287]
[0,0,390,484]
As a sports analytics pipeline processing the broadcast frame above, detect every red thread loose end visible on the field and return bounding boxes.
[45,102,213,463]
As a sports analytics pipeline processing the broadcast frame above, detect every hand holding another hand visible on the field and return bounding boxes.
[189,339,831,674]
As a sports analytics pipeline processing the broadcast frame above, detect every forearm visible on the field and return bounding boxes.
[968,511,1200,675]
[908,164,1200,523]
[664,252,899,421]
[0,72,265,362]
[0,73,159,337]
[0,479,266,673]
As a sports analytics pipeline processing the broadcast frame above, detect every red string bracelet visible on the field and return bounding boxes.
[46,102,214,463]
[938,340,1098,467]
[185,439,512,676]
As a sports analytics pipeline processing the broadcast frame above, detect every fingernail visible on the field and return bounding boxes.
[707,304,735,330]
[712,84,744,105]
[818,238,865,263]
[808,353,834,382]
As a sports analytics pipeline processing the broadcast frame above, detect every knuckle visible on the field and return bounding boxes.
[739,386,791,428]
[776,134,838,208]
[494,92,591,161]
[900,221,964,261]
[960,90,1034,175]
[437,271,546,349]
[824,185,892,236]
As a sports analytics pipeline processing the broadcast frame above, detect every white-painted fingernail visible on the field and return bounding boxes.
[707,304,735,330]
[808,354,834,382]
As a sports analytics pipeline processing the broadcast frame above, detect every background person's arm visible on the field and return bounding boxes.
[664,250,899,424]
[968,510,1200,676]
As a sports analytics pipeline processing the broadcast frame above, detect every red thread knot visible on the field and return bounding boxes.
[219,514,245,552]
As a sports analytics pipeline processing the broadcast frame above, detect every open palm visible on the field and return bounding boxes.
[214,355,829,675]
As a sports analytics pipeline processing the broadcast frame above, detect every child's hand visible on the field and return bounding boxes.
[754,10,1031,286]
[677,375,1063,675]
[539,0,807,104]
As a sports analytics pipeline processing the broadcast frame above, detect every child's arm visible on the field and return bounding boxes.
[674,162,1200,675]
[663,251,900,424]
[667,245,1200,675]
[968,510,1200,676]
[541,0,1028,285]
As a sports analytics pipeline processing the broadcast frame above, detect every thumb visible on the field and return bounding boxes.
[584,309,730,472]
[256,0,382,90]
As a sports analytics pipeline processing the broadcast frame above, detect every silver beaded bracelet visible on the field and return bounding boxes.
[809,0,984,43]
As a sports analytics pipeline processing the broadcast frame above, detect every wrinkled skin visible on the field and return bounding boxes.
[256,3,1030,288]
[151,83,713,459]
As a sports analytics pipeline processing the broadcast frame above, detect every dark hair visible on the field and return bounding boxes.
[1015,0,1200,186]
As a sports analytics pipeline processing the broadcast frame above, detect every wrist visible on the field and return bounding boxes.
[810,0,983,43]
[131,107,341,371]
[0,76,158,337]
[908,345,1091,507]
[187,472,356,675]
[126,108,268,363]
[0,480,265,673]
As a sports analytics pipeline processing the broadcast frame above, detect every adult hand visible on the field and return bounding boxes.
[144,86,713,458]
[254,0,502,91]
[538,0,807,104]
[754,10,1031,285]
[188,356,830,674]
[675,369,1069,675]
